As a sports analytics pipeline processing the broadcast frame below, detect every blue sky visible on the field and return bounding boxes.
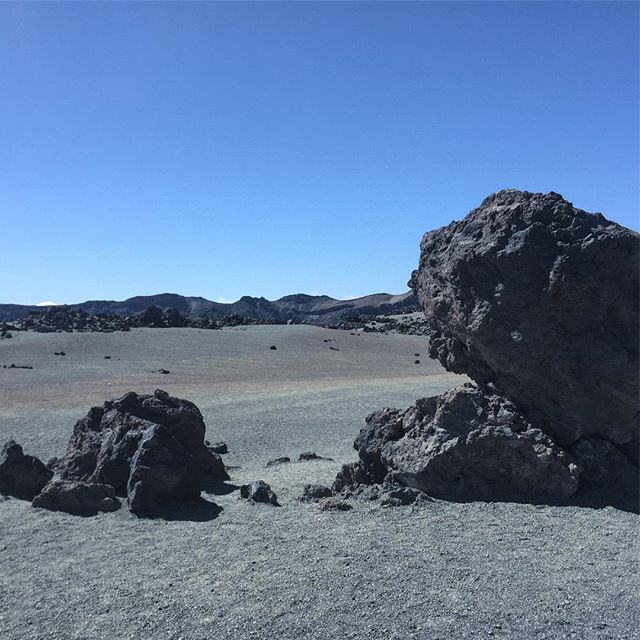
[1,1,637,305]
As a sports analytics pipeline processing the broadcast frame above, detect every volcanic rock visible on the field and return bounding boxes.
[240,480,279,505]
[51,389,228,515]
[32,480,120,515]
[0,441,53,500]
[409,189,639,454]
[207,441,228,455]
[299,484,332,502]
[266,456,290,467]
[338,385,580,502]
[320,498,352,512]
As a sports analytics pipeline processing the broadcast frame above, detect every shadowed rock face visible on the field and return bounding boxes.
[39,390,228,516]
[0,441,52,500]
[409,189,639,452]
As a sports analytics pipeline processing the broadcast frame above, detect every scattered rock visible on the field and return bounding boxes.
[207,441,228,455]
[320,498,352,512]
[297,451,332,462]
[0,441,53,500]
[299,484,332,502]
[32,480,120,515]
[270,345,278,350]
[240,480,279,506]
[104,355,111,359]
[414,360,420,364]
[266,456,291,467]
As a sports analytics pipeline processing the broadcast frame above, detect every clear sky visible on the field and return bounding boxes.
[1,1,637,305]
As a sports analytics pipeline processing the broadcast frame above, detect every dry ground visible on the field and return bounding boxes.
[0,326,637,640]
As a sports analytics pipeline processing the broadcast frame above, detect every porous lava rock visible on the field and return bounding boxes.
[334,190,638,505]
[299,484,332,502]
[409,189,639,454]
[0,441,52,500]
[32,480,120,515]
[336,384,580,503]
[37,389,228,516]
[240,480,279,506]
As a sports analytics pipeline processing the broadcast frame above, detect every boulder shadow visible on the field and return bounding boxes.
[147,496,223,522]
[202,478,239,495]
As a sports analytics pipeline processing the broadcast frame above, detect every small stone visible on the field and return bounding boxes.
[320,498,352,512]
[299,484,332,501]
[266,456,290,467]
[240,480,279,506]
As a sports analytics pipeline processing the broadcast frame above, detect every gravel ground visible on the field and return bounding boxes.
[0,327,638,640]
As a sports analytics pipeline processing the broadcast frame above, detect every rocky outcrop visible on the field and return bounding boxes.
[333,190,638,505]
[0,441,53,500]
[335,385,580,502]
[409,189,639,455]
[23,390,229,517]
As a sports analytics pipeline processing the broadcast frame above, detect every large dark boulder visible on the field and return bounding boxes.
[409,189,639,453]
[48,389,228,515]
[0,441,53,500]
[332,190,637,505]
[337,385,580,503]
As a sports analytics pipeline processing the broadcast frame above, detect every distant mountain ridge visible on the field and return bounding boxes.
[0,291,418,326]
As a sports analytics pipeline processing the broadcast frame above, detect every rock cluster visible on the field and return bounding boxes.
[5,305,288,334]
[1,390,229,516]
[333,190,639,505]
[325,312,429,336]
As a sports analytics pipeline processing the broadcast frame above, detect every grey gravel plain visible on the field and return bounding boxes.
[0,326,638,640]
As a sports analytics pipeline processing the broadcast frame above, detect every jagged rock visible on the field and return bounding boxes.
[409,189,639,456]
[163,307,188,327]
[320,498,352,512]
[332,461,375,496]
[379,475,432,507]
[299,484,332,502]
[53,389,227,515]
[208,441,228,455]
[337,385,580,503]
[298,452,325,462]
[0,441,53,500]
[240,480,279,505]
[140,305,164,327]
[266,456,290,467]
[127,425,200,516]
[32,480,120,515]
